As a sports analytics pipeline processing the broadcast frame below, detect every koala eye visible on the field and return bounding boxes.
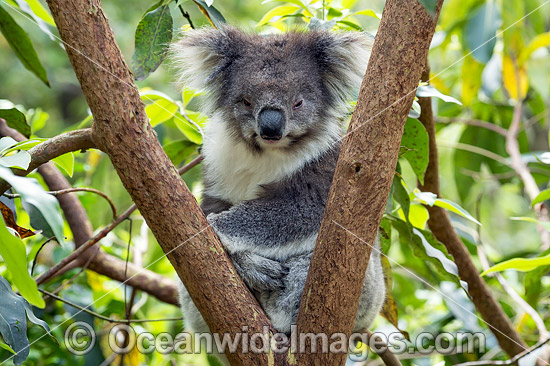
[293,99,304,111]
[242,99,253,108]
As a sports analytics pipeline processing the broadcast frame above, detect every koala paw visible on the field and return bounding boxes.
[230,251,288,292]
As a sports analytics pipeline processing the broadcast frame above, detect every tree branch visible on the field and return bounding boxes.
[44,0,275,364]
[0,121,94,195]
[295,1,443,365]
[417,64,528,356]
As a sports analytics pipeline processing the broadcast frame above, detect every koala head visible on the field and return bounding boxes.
[171,26,372,153]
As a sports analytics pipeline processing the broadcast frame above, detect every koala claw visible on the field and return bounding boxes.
[230,251,288,292]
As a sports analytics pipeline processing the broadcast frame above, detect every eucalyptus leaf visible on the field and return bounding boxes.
[0,150,31,169]
[0,5,49,86]
[465,2,501,64]
[0,216,44,308]
[0,166,64,243]
[0,274,51,365]
[132,4,173,81]
[481,254,550,276]
[0,108,30,138]
[416,85,462,105]
[400,118,429,184]
[52,152,74,177]
[192,0,226,28]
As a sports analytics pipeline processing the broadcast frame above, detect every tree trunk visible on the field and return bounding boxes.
[44,0,275,364]
[295,1,443,365]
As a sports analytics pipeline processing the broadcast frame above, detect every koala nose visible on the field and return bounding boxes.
[258,109,284,141]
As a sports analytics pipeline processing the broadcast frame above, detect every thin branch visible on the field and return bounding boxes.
[40,289,183,323]
[4,187,117,219]
[0,125,95,195]
[436,116,508,136]
[418,63,528,356]
[505,99,550,250]
[35,155,203,285]
[454,338,550,366]
[178,5,195,29]
[366,330,403,366]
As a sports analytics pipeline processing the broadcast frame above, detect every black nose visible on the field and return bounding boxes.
[258,109,284,141]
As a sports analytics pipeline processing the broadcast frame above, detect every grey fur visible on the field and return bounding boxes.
[172,27,385,361]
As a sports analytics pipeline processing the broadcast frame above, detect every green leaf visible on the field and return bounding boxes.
[379,217,392,254]
[434,198,481,226]
[4,138,44,154]
[0,5,49,86]
[145,98,178,126]
[416,85,462,105]
[0,341,15,354]
[392,175,410,222]
[519,32,550,65]
[192,0,226,28]
[164,140,197,166]
[352,9,379,18]
[0,151,31,169]
[465,2,501,64]
[17,0,54,25]
[0,137,18,154]
[132,4,173,81]
[258,5,301,25]
[335,20,363,31]
[510,216,550,231]
[52,152,74,177]
[0,166,64,244]
[481,254,550,276]
[0,274,51,365]
[400,118,429,184]
[0,108,30,138]
[417,0,436,15]
[173,112,204,145]
[13,0,54,40]
[0,217,44,309]
[532,188,550,207]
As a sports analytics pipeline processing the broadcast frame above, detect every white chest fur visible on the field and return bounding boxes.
[202,113,336,204]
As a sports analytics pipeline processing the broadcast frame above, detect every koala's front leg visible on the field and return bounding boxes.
[206,197,320,293]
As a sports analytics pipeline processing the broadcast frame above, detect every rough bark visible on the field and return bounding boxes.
[295,1,443,365]
[417,67,527,356]
[44,0,275,364]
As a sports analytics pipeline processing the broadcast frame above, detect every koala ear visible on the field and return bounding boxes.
[170,26,240,92]
[314,31,374,107]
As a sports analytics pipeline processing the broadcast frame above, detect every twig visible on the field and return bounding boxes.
[40,289,184,323]
[505,98,550,250]
[366,330,403,366]
[417,63,528,356]
[454,338,550,366]
[4,187,117,219]
[436,116,508,136]
[178,5,195,29]
[0,127,95,195]
[31,237,57,275]
[35,155,203,285]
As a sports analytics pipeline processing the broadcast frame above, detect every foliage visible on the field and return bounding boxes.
[0,0,549,364]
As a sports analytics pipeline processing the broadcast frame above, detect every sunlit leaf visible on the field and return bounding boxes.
[502,55,528,100]
[258,5,301,25]
[531,188,550,207]
[0,5,49,86]
[52,152,74,177]
[518,32,550,65]
[461,55,483,106]
[481,254,550,276]
[416,85,462,105]
[392,175,410,222]
[0,217,44,308]
[132,4,173,81]
[352,9,379,18]
[145,98,178,126]
[164,140,197,166]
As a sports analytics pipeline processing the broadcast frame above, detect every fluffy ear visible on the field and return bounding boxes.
[314,31,374,107]
[170,26,241,93]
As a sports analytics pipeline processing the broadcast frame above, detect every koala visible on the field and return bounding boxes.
[171,26,385,358]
